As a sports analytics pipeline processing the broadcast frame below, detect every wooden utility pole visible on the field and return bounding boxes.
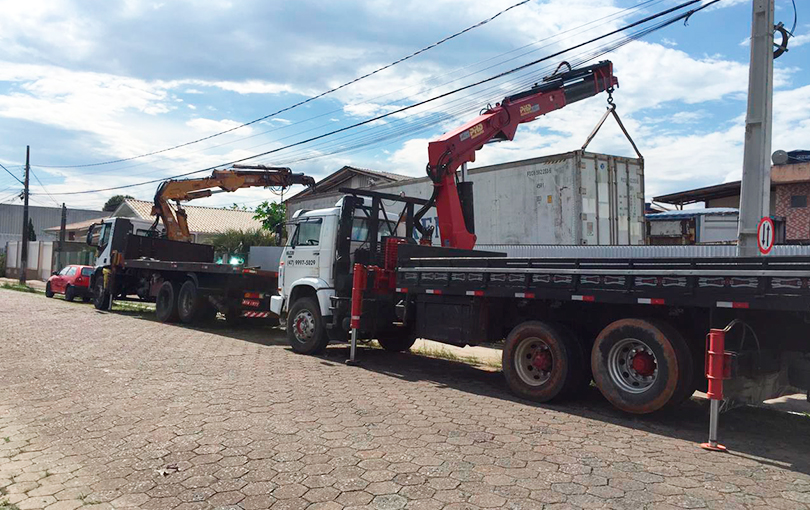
[19,146,30,284]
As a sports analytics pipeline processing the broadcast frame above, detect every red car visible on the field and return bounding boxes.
[46,265,94,302]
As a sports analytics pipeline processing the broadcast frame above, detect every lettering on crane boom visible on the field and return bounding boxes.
[460,123,485,142]
[520,104,540,116]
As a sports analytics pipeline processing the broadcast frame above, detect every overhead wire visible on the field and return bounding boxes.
[47,0,719,197]
[54,0,666,178]
[37,0,534,169]
[29,169,62,207]
[0,162,23,184]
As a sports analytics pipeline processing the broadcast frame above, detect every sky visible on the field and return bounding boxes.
[0,0,808,212]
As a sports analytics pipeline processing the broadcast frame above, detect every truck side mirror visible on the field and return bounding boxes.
[85,223,96,247]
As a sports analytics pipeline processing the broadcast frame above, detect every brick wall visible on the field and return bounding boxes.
[775,182,810,240]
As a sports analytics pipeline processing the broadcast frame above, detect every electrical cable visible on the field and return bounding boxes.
[0,162,23,184]
[38,0,533,169]
[46,0,719,197]
[29,169,62,207]
[56,0,666,178]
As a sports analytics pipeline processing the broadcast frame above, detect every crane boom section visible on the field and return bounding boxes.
[152,167,315,242]
[426,61,618,250]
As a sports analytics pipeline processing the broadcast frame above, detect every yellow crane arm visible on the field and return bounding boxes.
[151,166,315,242]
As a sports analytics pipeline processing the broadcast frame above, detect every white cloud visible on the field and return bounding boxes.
[185,118,253,135]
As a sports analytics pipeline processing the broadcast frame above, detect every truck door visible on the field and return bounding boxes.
[284,218,323,285]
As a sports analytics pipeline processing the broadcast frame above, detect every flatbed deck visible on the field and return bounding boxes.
[396,255,810,312]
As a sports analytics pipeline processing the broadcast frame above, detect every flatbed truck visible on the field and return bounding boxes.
[272,60,810,414]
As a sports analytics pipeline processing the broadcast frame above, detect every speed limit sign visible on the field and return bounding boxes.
[757,217,774,255]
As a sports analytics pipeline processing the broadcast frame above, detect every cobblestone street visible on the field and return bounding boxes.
[1,289,809,509]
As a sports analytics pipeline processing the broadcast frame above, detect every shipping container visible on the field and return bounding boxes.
[286,151,645,246]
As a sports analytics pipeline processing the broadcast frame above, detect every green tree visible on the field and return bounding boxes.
[26,217,36,242]
[103,194,134,212]
[210,228,276,263]
[254,201,287,244]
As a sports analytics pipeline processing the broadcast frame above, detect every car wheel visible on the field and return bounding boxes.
[155,281,179,323]
[64,285,76,302]
[286,297,329,355]
[45,282,54,298]
[82,295,92,303]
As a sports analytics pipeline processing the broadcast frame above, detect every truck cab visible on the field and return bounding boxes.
[271,193,415,353]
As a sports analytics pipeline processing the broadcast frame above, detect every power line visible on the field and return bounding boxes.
[38,0,533,169]
[47,0,718,197]
[49,0,665,179]
[0,162,23,184]
[29,169,62,207]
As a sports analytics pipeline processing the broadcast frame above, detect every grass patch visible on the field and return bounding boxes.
[0,499,20,510]
[412,344,502,369]
[2,437,8,443]
[0,283,39,294]
[111,301,154,314]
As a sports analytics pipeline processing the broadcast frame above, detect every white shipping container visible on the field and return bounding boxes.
[286,150,645,246]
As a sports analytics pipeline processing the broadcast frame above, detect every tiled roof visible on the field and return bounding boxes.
[286,165,410,202]
[43,216,110,232]
[120,199,263,234]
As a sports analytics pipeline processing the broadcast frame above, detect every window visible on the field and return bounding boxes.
[59,267,70,276]
[291,219,322,247]
[81,268,93,277]
[790,195,807,208]
[350,218,394,242]
[67,267,77,276]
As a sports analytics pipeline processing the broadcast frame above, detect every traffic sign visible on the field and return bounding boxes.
[757,217,774,255]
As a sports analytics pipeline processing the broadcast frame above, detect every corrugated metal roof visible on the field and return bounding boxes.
[118,199,263,234]
[0,203,103,244]
[646,207,739,220]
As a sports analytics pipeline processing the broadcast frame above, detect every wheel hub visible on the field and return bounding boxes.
[514,337,553,387]
[293,311,314,341]
[532,350,552,372]
[607,338,659,394]
[631,351,656,377]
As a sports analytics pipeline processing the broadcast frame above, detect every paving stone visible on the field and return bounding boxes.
[0,290,809,510]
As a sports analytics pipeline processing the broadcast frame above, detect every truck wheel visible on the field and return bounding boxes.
[155,281,179,323]
[287,297,329,355]
[377,331,416,352]
[93,277,110,311]
[45,283,54,298]
[502,321,584,403]
[177,280,203,324]
[591,319,694,414]
[65,285,76,302]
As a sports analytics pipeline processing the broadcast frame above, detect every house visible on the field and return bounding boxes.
[111,199,264,244]
[43,216,109,242]
[284,166,410,220]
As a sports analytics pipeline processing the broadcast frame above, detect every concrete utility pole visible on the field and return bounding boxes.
[19,146,30,284]
[57,203,67,271]
[737,0,775,256]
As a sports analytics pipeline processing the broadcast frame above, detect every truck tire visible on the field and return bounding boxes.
[93,276,111,311]
[155,281,179,323]
[377,331,416,352]
[591,319,694,414]
[177,280,204,324]
[65,285,76,302]
[45,282,54,298]
[502,321,584,403]
[287,297,329,355]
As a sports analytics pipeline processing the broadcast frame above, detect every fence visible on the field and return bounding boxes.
[4,241,96,280]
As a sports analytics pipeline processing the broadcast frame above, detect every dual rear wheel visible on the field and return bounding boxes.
[503,318,693,414]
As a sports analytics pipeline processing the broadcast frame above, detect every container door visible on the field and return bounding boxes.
[615,158,631,245]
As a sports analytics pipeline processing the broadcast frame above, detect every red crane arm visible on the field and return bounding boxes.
[425,60,618,250]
